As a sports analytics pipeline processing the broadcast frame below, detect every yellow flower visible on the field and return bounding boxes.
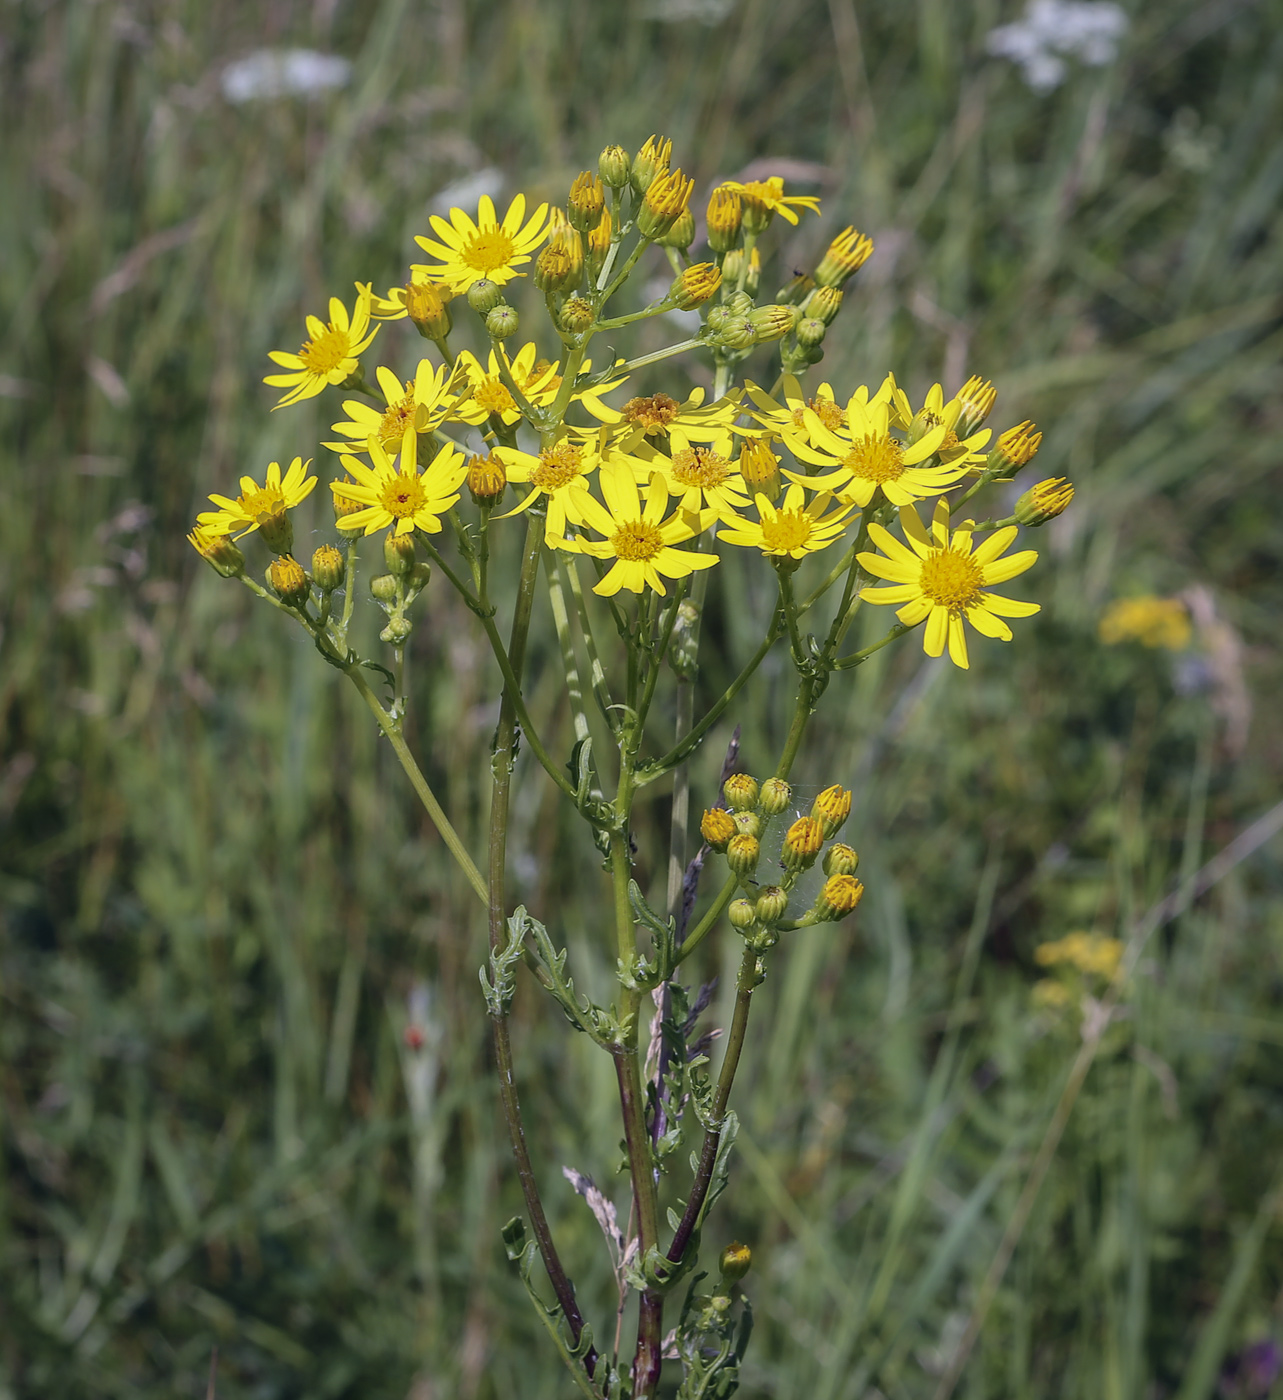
[887,379,993,467]
[492,433,611,544]
[331,426,465,537]
[1035,933,1124,981]
[634,433,752,520]
[451,344,626,428]
[786,394,970,509]
[744,374,891,452]
[197,457,318,540]
[1098,596,1191,650]
[585,386,742,452]
[1031,979,1072,1010]
[553,460,718,598]
[412,193,550,295]
[715,177,821,227]
[368,274,453,330]
[264,288,379,408]
[323,360,463,453]
[719,483,856,560]
[814,226,874,287]
[858,499,1040,669]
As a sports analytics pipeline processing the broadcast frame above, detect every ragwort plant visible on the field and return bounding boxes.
[186,135,1072,1399]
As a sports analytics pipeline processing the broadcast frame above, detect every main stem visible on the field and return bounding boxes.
[488,515,594,1374]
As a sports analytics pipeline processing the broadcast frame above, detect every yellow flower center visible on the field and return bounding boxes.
[760,510,812,553]
[845,434,904,483]
[473,377,516,415]
[298,326,351,374]
[611,520,665,562]
[671,447,729,490]
[379,389,417,442]
[624,393,680,434]
[462,228,517,274]
[531,443,584,492]
[238,484,286,524]
[791,397,844,432]
[919,549,983,610]
[378,472,427,520]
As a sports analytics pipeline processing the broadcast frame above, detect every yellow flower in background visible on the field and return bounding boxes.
[412,193,550,294]
[719,483,855,561]
[331,427,465,537]
[1099,595,1191,650]
[324,360,463,453]
[716,177,821,227]
[264,288,379,408]
[785,394,969,509]
[1031,979,1072,1010]
[198,457,317,540]
[554,460,718,597]
[1035,932,1124,980]
[859,500,1039,669]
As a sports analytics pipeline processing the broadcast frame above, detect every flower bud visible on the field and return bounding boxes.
[795,317,827,350]
[781,817,824,872]
[586,209,612,276]
[755,886,789,926]
[187,526,245,578]
[712,315,754,350]
[814,874,864,921]
[805,285,843,325]
[404,280,452,340]
[384,531,416,577]
[560,296,595,335]
[987,420,1041,479]
[706,186,742,253]
[726,833,761,878]
[535,235,583,295]
[727,898,757,931]
[776,271,815,306]
[637,167,694,240]
[757,776,792,817]
[381,615,412,644]
[567,171,606,233]
[719,1242,752,1282]
[269,555,309,607]
[255,505,294,557]
[955,376,997,437]
[732,810,763,840]
[700,807,737,851]
[467,453,507,507]
[822,843,860,877]
[723,773,760,811]
[1014,477,1074,526]
[311,543,345,592]
[721,247,760,297]
[467,279,504,315]
[486,304,519,340]
[599,144,631,190]
[657,208,696,250]
[811,784,852,838]
[630,135,672,195]
[407,561,432,593]
[671,262,722,310]
[739,436,781,501]
[332,476,365,531]
[750,305,799,344]
[370,573,398,604]
[814,226,874,289]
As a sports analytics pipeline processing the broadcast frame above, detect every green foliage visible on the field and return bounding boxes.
[4,0,1283,1396]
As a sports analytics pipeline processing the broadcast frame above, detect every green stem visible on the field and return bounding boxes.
[833,622,915,670]
[673,874,738,966]
[616,337,704,376]
[560,554,617,729]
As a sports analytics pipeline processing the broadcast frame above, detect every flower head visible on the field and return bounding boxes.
[716,176,821,229]
[814,226,874,288]
[858,499,1040,669]
[719,483,856,560]
[197,457,318,548]
[264,288,379,408]
[331,426,466,537]
[412,193,550,295]
[1098,595,1191,650]
[552,460,718,597]
[324,359,463,453]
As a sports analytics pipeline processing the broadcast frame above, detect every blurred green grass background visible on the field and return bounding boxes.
[4,0,1283,1396]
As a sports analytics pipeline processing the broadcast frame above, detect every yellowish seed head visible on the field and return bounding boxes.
[269,555,309,607]
[782,816,824,871]
[815,873,865,920]
[638,167,694,240]
[814,226,874,288]
[811,783,852,837]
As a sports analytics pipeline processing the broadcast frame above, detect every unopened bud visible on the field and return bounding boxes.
[811,784,852,838]
[381,615,412,644]
[332,476,365,530]
[732,810,763,840]
[781,817,824,872]
[560,296,595,334]
[722,247,761,296]
[713,315,754,350]
[750,305,799,344]
[822,843,860,877]
[739,436,781,500]
[637,167,694,241]
[657,208,696,250]
[755,887,789,926]
[795,317,827,350]
[1015,477,1073,526]
[723,774,760,810]
[814,226,874,289]
[706,186,743,254]
[805,286,843,325]
[630,135,672,196]
[370,573,398,604]
[404,280,452,340]
[467,279,503,315]
[814,874,864,921]
[467,453,507,506]
[700,807,736,851]
[187,527,245,578]
[535,235,583,295]
[988,421,1041,479]
[486,304,519,340]
[586,209,612,275]
[719,1242,752,1281]
[311,543,345,592]
[599,144,632,190]
[567,171,606,233]
[728,898,757,931]
[255,506,294,557]
[384,532,416,577]
[671,262,722,310]
[726,833,761,878]
[269,555,309,607]
[757,776,792,816]
[955,376,997,437]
